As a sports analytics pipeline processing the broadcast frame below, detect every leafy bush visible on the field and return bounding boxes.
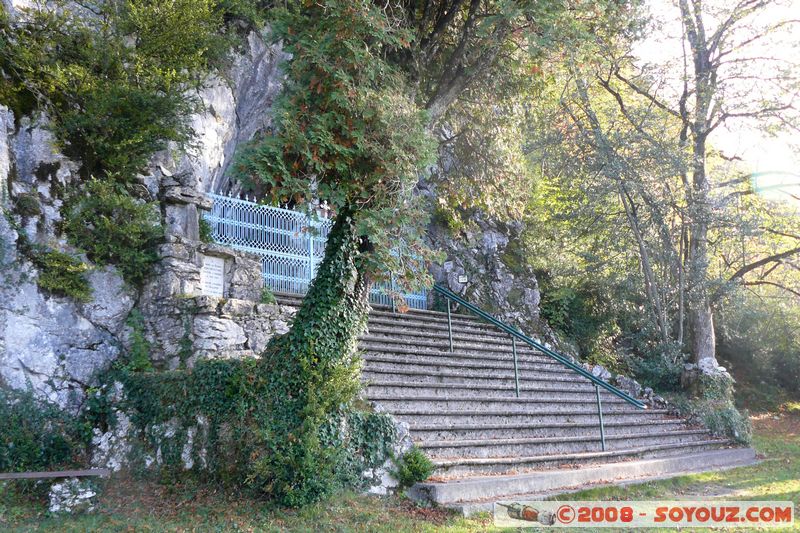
[58,83,194,181]
[669,380,752,446]
[199,217,214,244]
[62,180,163,286]
[121,310,154,373]
[538,276,625,370]
[702,404,752,444]
[246,209,372,507]
[626,351,683,392]
[27,246,92,303]
[259,287,276,304]
[96,359,396,497]
[13,193,41,218]
[392,447,434,489]
[0,0,231,182]
[0,388,90,473]
[675,397,752,445]
[716,289,800,405]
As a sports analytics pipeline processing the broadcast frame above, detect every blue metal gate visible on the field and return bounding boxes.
[205,193,427,309]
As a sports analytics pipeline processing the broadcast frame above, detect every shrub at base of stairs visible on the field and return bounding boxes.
[246,209,375,507]
[669,373,752,445]
[392,447,435,490]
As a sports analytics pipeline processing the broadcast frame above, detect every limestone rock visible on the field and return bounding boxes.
[591,364,612,380]
[158,30,288,194]
[79,267,135,333]
[48,478,97,514]
[0,244,124,410]
[614,375,642,397]
[427,209,548,345]
[90,384,134,472]
[193,316,247,351]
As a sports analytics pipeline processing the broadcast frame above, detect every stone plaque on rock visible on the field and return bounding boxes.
[199,255,225,297]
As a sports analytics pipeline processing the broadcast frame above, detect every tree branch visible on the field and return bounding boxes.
[742,280,800,299]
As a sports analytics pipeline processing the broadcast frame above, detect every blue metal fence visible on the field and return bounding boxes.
[205,193,427,309]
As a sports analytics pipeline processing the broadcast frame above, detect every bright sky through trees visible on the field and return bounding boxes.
[636,0,800,205]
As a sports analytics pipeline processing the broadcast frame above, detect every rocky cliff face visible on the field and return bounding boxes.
[0,29,289,410]
[428,213,546,339]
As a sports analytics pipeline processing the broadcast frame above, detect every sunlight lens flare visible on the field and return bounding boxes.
[751,171,800,204]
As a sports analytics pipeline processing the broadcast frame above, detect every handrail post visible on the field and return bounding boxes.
[595,384,606,451]
[512,335,520,398]
[308,220,315,292]
[446,299,454,352]
[391,274,396,313]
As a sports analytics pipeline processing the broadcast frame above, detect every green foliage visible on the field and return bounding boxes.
[259,287,276,304]
[318,409,397,490]
[538,276,623,370]
[391,447,434,490]
[0,0,230,182]
[0,388,90,474]
[233,0,437,291]
[716,288,800,401]
[121,310,154,373]
[669,376,752,445]
[97,358,396,497]
[215,0,272,28]
[249,210,371,506]
[228,0,441,507]
[58,84,194,182]
[198,217,214,244]
[0,1,244,289]
[27,246,92,303]
[61,180,163,286]
[626,352,683,392]
[703,405,752,444]
[13,193,40,218]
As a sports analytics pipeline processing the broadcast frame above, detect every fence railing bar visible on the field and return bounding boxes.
[206,193,427,310]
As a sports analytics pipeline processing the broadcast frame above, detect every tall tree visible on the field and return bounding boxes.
[234,0,629,503]
[536,0,800,370]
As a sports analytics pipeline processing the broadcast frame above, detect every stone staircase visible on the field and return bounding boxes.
[275,293,756,513]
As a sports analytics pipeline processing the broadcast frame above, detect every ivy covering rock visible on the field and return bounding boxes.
[87,359,401,499]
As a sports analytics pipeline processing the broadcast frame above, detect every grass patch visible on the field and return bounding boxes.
[0,485,485,532]
[2,415,797,532]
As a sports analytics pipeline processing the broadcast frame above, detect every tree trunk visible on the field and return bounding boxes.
[254,205,373,505]
[680,0,719,370]
[686,135,719,369]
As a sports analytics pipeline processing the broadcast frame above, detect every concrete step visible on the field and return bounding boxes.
[410,447,757,512]
[276,294,492,331]
[430,439,733,477]
[408,419,690,441]
[366,395,630,413]
[368,307,485,326]
[360,336,549,360]
[364,381,620,399]
[418,429,713,459]
[366,317,514,341]
[362,355,576,378]
[362,367,591,387]
[391,409,666,427]
[361,343,556,368]
[366,318,521,342]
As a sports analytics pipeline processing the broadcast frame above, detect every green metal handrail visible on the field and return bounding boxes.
[433,284,647,410]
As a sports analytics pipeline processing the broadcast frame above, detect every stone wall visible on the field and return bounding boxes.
[137,233,297,369]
